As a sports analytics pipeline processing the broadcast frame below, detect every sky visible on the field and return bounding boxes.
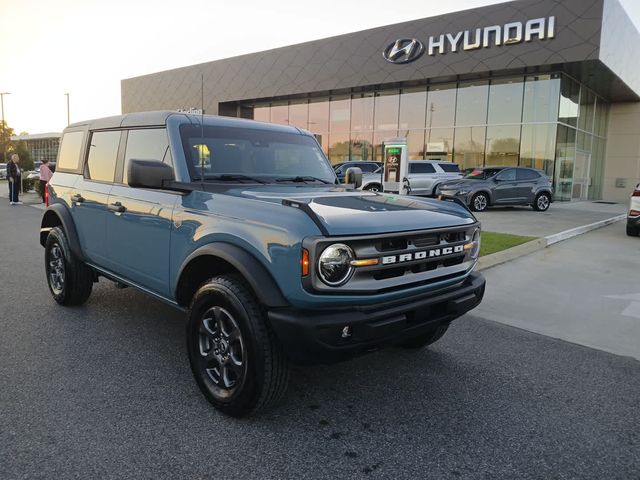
[1,0,639,135]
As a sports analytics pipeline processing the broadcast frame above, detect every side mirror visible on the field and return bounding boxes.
[344,167,363,189]
[128,159,175,189]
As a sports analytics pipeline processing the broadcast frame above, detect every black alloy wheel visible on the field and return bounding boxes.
[533,192,551,211]
[470,192,489,212]
[197,306,247,395]
[44,227,94,306]
[187,275,290,417]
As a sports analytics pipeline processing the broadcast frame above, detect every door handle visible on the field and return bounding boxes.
[71,193,84,203]
[108,202,126,214]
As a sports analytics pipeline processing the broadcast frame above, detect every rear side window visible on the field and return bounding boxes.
[410,163,436,174]
[359,163,379,173]
[496,169,516,181]
[123,129,172,184]
[86,130,121,182]
[57,131,84,171]
[439,162,460,173]
[516,169,541,181]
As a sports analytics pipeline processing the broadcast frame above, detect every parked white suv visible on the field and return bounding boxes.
[360,160,462,195]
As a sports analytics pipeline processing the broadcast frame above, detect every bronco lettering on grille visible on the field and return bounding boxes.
[382,244,465,265]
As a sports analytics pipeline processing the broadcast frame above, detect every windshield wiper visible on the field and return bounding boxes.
[202,174,269,184]
[275,176,333,184]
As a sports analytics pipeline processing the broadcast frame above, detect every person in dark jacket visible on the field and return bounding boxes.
[7,153,23,205]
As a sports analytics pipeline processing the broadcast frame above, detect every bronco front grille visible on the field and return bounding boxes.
[303,224,479,294]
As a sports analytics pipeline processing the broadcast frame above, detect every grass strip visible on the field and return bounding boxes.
[480,231,538,257]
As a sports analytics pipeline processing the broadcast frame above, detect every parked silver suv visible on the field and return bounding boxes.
[360,160,462,195]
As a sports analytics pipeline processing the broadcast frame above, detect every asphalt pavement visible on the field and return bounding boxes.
[0,201,638,479]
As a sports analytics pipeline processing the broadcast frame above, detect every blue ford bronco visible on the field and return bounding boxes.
[40,111,485,416]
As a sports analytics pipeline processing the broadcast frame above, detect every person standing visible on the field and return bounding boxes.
[7,153,22,205]
[39,158,53,203]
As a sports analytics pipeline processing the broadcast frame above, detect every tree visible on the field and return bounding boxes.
[0,120,15,162]
[13,140,33,171]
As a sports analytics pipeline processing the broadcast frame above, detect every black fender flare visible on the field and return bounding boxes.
[40,204,86,261]
[176,242,289,308]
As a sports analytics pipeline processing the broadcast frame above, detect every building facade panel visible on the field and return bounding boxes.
[121,0,640,202]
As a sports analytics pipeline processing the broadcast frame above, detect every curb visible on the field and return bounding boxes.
[477,214,626,271]
[545,214,627,245]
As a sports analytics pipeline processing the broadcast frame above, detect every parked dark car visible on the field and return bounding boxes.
[333,161,382,182]
[438,166,553,212]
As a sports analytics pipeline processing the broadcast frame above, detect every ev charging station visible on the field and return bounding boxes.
[382,137,409,195]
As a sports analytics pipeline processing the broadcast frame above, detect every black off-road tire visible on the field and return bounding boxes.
[398,323,450,349]
[533,192,551,212]
[187,274,290,417]
[44,226,94,306]
[364,183,382,192]
[470,192,489,212]
[627,224,640,236]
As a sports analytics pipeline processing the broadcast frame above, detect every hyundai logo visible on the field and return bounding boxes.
[383,38,424,64]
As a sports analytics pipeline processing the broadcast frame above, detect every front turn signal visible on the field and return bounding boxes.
[301,248,310,276]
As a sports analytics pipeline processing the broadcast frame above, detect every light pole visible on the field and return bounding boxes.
[64,93,70,125]
[1,92,10,162]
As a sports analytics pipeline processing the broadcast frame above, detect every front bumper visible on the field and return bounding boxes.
[438,190,471,204]
[268,272,485,364]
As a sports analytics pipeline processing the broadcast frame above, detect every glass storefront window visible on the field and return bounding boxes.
[522,74,560,123]
[519,124,556,176]
[308,98,329,133]
[425,128,454,162]
[399,87,427,132]
[487,78,524,124]
[406,130,425,160]
[453,126,486,169]
[593,97,610,137]
[426,84,456,128]
[455,81,489,126]
[485,125,521,166]
[271,103,288,125]
[351,93,375,132]
[589,136,606,200]
[328,132,350,164]
[374,90,400,131]
[315,133,329,156]
[373,131,399,161]
[288,101,308,129]
[558,75,580,127]
[350,132,374,161]
[330,97,351,133]
[253,105,270,122]
[578,89,595,132]
[555,125,577,201]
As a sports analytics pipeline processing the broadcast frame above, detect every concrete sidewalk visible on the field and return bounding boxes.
[474,200,627,238]
[475,201,627,270]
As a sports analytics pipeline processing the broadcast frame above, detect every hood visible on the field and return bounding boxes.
[232,186,476,235]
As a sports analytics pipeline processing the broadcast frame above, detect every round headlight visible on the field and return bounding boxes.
[471,228,481,259]
[317,243,354,286]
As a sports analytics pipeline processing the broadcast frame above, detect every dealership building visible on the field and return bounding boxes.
[121,0,640,202]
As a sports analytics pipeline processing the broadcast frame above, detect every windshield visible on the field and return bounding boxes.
[180,124,336,184]
[464,168,503,180]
